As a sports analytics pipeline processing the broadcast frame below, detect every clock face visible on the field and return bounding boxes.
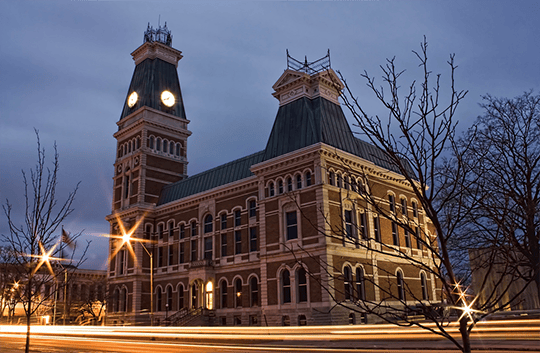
[161,90,175,107]
[127,92,138,108]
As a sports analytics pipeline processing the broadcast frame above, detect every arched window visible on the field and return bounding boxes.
[356,267,365,301]
[329,171,335,186]
[282,269,291,304]
[296,174,302,189]
[136,137,141,149]
[337,174,343,188]
[235,278,243,308]
[250,277,258,307]
[156,138,162,152]
[397,270,405,301]
[164,139,169,153]
[351,178,358,192]
[128,141,132,153]
[156,288,162,312]
[305,171,312,186]
[344,176,350,190]
[112,288,119,312]
[167,286,173,311]
[269,182,275,197]
[297,267,308,303]
[421,273,429,300]
[344,266,353,300]
[204,214,213,233]
[278,180,283,194]
[349,313,356,325]
[175,143,181,157]
[149,136,155,149]
[287,177,293,192]
[178,284,184,309]
[169,141,174,154]
[220,280,228,309]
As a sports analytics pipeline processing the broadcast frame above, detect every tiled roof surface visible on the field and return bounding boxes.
[119,58,187,121]
[158,96,405,206]
[157,151,265,205]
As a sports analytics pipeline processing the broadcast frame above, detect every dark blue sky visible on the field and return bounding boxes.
[1,1,539,269]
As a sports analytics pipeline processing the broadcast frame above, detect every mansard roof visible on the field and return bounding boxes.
[119,57,187,121]
[157,151,265,205]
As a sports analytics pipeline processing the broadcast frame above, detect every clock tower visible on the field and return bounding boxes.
[112,23,191,212]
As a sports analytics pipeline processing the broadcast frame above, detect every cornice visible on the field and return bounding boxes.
[131,41,183,68]
[115,106,191,139]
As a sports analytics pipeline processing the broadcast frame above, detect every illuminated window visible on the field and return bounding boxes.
[235,278,243,308]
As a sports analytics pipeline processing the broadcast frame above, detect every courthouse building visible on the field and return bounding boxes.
[106,24,439,326]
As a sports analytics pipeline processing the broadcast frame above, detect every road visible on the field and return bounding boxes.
[1,318,539,352]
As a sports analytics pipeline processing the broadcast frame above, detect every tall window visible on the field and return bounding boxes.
[235,278,242,308]
[359,212,368,240]
[204,237,213,260]
[178,284,184,309]
[421,273,429,300]
[282,269,291,304]
[157,223,164,240]
[269,182,275,197]
[278,180,283,194]
[118,249,125,275]
[249,227,257,252]
[250,277,258,307]
[167,286,173,311]
[344,210,354,239]
[179,243,185,264]
[158,247,164,267]
[351,178,358,192]
[234,210,241,227]
[221,233,227,257]
[123,175,130,198]
[163,140,168,153]
[305,171,312,186]
[296,174,302,189]
[344,176,350,190]
[249,200,257,218]
[220,280,228,308]
[412,201,418,218]
[190,240,197,261]
[337,174,343,188]
[401,198,407,216]
[286,211,298,240]
[404,227,411,248]
[168,221,174,240]
[235,230,242,254]
[168,245,174,266]
[149,136,154,149]
[297,268,308,303]
[389,194,395,213]
[145,224,152,240]
[175,143,181,157]
[344,266,353,300]
[191,221,197,237]
[392,222,399,246]
[156,289,162,312]
[397,270,405,301]
[221,213,227,230]
[169,141,174,154]
[415,227,423,250]
[356,267,365,301]
[373,216,381,242]
[156,138,162,152]
[329,171,335,186]
[179,224,185,239]
[287,177,293,191]
[204,214,213,233]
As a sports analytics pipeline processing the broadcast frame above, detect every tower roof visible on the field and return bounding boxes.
[119,24,186,122]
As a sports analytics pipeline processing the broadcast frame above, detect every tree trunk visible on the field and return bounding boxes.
[25,312,31,353]
[459,317,471,353]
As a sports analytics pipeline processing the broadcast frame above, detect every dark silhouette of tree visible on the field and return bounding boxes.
[2,130,87,353]
[457,92,540,309]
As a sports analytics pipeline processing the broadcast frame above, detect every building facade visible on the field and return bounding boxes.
[106,25,439,326]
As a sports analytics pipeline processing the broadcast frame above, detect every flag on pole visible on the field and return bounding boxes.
[61,226,75,249]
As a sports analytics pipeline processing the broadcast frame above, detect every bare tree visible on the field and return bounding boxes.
[2,130,87,353]
[458,92,540,309]
[287,38,522,353]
